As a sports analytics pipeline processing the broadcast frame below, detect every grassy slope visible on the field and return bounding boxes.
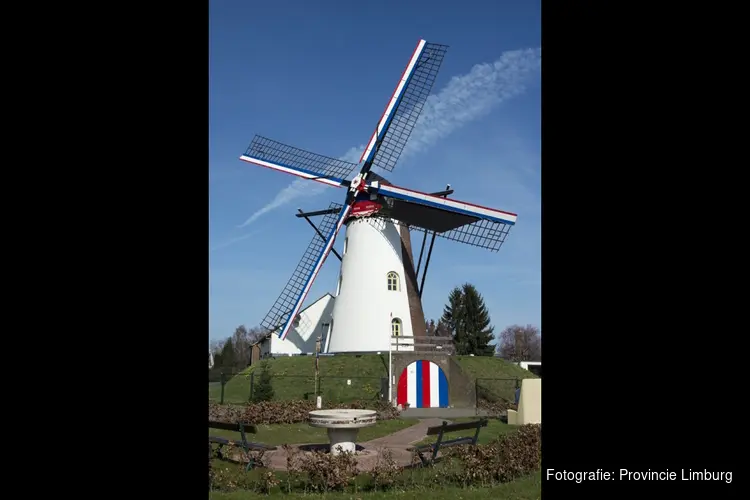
[209,354,538,405]
[209,354,389,404]
[452,356,538,403]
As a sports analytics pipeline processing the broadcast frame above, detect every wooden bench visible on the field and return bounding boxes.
[208,420,277,471]
[409,418,488,466]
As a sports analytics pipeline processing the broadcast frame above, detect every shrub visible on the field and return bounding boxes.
[297,450,358,492]
[208,399,400,425]
[446,423,541,485]
[370,448,402,489]
[477,398,515,415]
[252,360,274,402]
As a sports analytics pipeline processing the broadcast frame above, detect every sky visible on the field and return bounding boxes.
[209,0,541,343]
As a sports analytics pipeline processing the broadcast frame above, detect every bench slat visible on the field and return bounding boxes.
[425,419,488,435]
[410,437,473,452]
[246,442,277,451]
[208,420,258,433]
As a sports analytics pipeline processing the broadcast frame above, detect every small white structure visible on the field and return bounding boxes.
[258,293,335,356]
[518,361,542,377]
[327,217,424,353]
[208,350,214,369]
[507,378,541,425]
[308,408,377,455]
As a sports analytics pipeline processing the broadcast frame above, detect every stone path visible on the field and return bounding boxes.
[260,418,449,472]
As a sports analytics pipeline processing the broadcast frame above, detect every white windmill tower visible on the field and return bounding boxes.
[239,39,518,356]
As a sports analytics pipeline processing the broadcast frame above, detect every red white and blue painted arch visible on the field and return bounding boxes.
[397,360,449,408]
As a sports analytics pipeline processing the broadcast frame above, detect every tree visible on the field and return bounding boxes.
[425,319,437,336]
[218,337,236,369]
[252,360,274,402]
[435,319,451,337]
[497,324,541,362]
[440,283,495,356]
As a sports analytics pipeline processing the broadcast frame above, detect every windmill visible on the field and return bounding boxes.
[239,39,518,353]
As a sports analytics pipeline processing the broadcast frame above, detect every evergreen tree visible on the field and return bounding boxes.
[219,338,236,370]
[252,360,274,402]
[440,283,495,356]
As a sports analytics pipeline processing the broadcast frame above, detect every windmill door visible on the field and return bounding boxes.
[396,360,449,408]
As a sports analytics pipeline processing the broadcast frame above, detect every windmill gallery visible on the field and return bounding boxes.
[238,39,518,408]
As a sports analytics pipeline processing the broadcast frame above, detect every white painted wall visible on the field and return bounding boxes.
[518,361,541,371]
[327,217,414,353]
[262,294,335,356]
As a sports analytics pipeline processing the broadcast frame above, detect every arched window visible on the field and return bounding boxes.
[343,237,348,256]
[336,274,343,296]
[391,317,402,337]
[387,271,400,291]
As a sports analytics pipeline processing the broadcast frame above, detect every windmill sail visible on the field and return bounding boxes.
[259,202,349,340]
[362,41,449,173]
[241,136,357,186]
[369,182,517,252]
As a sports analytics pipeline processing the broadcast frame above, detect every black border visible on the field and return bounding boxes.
[542,2,737,498]
[36,4,211,495]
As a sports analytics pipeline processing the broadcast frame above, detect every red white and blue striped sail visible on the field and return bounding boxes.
[397,360,449,408]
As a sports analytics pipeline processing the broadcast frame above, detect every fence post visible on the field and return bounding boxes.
[220,372,226,405]
[249,372,255,402]
[474,378,479,411]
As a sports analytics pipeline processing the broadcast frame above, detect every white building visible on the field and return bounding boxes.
[327,217,424,353]
[255,214,426,357]
[255,293,335,358]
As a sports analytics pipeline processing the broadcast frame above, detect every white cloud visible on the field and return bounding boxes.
[240,47,541,227]
[237,145,363,228]
[209,231,258,252]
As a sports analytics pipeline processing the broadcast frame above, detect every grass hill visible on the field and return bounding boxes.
[453,355,539,403]
[209,354,538,405]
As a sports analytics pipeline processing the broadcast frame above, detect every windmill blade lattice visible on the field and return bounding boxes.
[245,136,358,182]
[368,42,448,173]
[259,201,344,334]
[393,217,513,252]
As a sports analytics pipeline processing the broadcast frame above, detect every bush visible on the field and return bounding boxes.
[252,360,274,402]
[477,399,516,416]
[297,450,358,492]
[209,424,542,493]
[208,399,400,425]
[445,424,541,485]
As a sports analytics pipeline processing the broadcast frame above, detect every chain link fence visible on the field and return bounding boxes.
[208,372,384,405]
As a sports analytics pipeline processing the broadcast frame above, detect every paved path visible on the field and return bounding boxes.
[401,407,496,419]
[260,418,448,472]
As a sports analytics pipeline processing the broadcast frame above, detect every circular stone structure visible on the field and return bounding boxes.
[308,409,377,455]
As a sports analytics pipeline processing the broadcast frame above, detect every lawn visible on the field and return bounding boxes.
[209,418,418,446]
[209,417,540,498]
[209,471,542,499]
[453,356,538,403]
[209,354,389,404]
[209,354,539,405]
[413,417,518,447]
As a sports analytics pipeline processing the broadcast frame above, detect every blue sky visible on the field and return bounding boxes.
[209,0,541,343]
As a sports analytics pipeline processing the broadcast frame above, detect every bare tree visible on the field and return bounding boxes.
[425,319,437,336]
[247,326,267,345]
[497,324,541,362]
[435,319,452,337]
[232,325,252,367]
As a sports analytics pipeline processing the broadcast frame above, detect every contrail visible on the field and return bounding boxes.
[238,46,541,228]
[209,231,257,253]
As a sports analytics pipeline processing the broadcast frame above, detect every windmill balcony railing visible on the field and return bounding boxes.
[390,335,455,354]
